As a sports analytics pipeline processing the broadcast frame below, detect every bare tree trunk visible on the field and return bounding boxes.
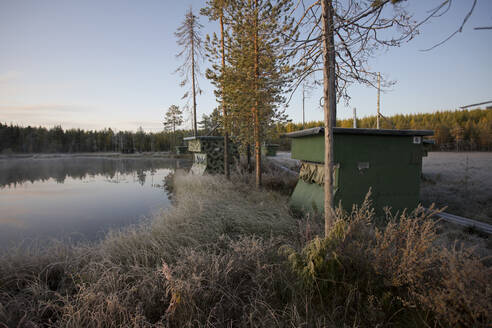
[253,0,261,188]
[191,20,198,137]
[253,101,261,188]
[246,143,252,173]
[220,12,230,179]
[377,72,380,129]
[321,0,337,236]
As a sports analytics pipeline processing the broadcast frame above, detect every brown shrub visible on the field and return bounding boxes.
[417,246,492,327]
[285,194,492,327]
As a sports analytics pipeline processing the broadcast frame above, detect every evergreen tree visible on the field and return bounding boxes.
[163,105,184,150]
[199,107,222,134]
[202,0,231,179]
[224,0,297,187]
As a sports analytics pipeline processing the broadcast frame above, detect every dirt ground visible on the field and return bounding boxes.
[421,152,492,224]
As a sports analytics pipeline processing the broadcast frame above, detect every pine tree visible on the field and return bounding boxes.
[224,0,296,188]
[175,6,203,137]
[199,107,222,133]
[163,105,184,151]
[202,0,231,179]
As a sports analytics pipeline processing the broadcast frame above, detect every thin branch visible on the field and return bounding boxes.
[420,0,477,51]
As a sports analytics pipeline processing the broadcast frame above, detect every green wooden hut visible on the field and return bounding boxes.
[184,136,238,175]
[285,127,433,213]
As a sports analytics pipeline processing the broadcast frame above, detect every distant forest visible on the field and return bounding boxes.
[276,108,492,151]
[1,108,491,154]
[0,125,194,154]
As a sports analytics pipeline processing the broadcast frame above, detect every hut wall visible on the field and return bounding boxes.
[290,133,426,213]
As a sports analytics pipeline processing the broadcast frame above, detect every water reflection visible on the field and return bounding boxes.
[0,157,190,249]
[0,157,187,188]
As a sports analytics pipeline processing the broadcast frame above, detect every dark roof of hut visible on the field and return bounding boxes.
[284,127,434,138]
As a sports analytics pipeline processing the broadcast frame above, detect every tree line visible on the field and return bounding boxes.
[274,108,492,151]
[4,107,489,154]
[0,123,193,154]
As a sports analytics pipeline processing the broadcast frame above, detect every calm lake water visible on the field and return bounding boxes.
[0,156,189,249]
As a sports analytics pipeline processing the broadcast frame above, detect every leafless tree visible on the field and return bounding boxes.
[291,0,477,235]
[175,6,204,137]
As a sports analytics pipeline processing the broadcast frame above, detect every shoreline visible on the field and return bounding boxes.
[0,151,193,160]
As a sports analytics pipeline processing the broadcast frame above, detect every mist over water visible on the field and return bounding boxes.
[0,157,189,249]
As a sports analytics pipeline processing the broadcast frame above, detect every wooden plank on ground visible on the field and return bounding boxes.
[432,211,492,234]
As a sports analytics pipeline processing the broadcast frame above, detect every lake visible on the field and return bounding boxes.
[0,156,190,249]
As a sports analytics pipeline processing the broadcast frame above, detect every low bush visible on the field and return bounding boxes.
[283,194,492,327]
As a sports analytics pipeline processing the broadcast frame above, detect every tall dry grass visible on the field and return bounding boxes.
[0,173,490,327]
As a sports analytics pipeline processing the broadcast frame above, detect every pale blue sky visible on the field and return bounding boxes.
[0,0,491,132]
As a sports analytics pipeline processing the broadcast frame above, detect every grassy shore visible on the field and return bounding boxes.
[0,171,491,327]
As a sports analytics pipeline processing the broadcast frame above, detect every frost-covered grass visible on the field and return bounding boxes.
[421,152,492,224]
[0,172,490,327]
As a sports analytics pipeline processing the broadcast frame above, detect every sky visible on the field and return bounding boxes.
[0,0,491,132]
